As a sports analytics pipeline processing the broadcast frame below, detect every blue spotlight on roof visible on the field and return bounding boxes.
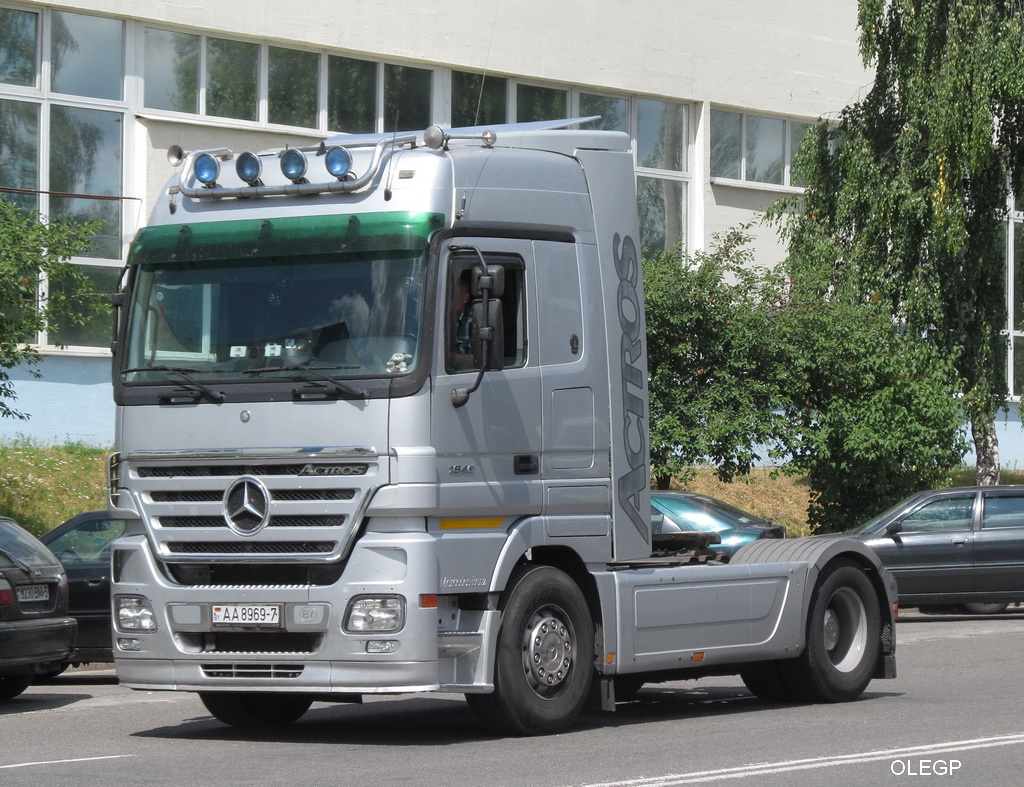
[280,148,307,183]
[324,146,353,179]
[235,151,262,185]
[194,153,220,186]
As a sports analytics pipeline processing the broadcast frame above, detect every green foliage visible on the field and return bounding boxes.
[644,228,967,529]
[773,0,1024,483]
[774,298,968,532]
[644,228,792,490]
[0,439,107,536]
[0,199,98,420]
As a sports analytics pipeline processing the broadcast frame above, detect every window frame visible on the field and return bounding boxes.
[710,107,810,192]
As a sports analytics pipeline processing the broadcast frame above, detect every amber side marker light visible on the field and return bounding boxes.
[691,652,706,662]
[420,594,438,609]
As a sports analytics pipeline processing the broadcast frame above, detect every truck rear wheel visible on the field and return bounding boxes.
[466,566,594,736]
[783,559,881,702]
[199,692,313,727]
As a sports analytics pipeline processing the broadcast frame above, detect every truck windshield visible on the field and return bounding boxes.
[120,212,438,383]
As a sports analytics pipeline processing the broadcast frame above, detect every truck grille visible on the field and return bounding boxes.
[167,541,336,555]
[161,515,346,528]
[123,448,379,567]
[201,663,306,679]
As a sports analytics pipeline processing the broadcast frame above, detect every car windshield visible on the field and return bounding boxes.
[852,497,922,534]
[0,520,57,566]
[121,212,437,383]
[653,496,735,533]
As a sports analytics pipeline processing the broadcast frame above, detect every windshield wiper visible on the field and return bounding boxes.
[122,365,226,403]
[0,546,32,575]
[242,364,368,399]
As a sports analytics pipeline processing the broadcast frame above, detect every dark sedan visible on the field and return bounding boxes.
[852,486,1024,614]
[1,517,77,699]
[651,491,786,557]
[40,511,124,668]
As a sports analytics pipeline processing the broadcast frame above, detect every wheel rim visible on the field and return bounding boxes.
[822,586,868,673]
[521,604,576,698]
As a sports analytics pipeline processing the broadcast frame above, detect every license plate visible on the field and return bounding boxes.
[16,584,49,603]
[211,604,281,625]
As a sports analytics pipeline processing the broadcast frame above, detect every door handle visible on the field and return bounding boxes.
[951,537,968,546]
[514,454,539,475]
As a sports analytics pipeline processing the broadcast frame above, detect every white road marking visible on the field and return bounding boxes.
[1,755,134,770]
[580,733,1024,785]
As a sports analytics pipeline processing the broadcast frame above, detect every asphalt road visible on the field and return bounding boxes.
[2,608,1023,786]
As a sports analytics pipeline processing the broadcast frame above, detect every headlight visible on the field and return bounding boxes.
[116,595,157,632]
[344,596,405,633]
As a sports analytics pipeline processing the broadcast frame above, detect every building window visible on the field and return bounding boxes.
[635,99,689,255]
[0,98,40,213]
[711,109,810,188]
[50,11,124,101]
[327,55,376,133]
[384,64,432,131]
[1,9,127,353]
[0,6,37,87]
[206,37,259,122]
[517,84,567,122]
[580,93,628,132]
[452,71,507,128]
[268,46,319,128]
[144,28,199,113]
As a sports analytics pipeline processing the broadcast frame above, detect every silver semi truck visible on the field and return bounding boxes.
[108,119,896,735]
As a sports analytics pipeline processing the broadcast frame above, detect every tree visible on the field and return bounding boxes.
[644,227,967,530]
[775,295,968,532]
[773,0,1024,485]
[644,228,793,490]
[0,199,97,420]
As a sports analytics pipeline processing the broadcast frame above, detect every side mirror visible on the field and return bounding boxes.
[884,521,902,538]
[472,299,504,371]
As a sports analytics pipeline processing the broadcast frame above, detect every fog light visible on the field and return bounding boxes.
[366,640,399,654]
[118,637,143,652]
[344,596,405,633]
[116,596,157,632]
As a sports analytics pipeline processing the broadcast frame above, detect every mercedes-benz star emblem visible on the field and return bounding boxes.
[223,476,271,535]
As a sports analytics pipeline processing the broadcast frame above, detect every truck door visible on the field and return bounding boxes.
[431,239,543,519]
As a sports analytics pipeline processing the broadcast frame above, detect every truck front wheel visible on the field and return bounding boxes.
[466,566,594,735]
[783,559,881,703]
[199,692,313,727]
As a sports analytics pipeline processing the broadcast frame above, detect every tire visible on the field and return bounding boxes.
[740,661,799,702]
[199,692,313,728]
[960,602,1009,615]
[0,674,34,701]
[466,566,595,736]
[782,560,881,703]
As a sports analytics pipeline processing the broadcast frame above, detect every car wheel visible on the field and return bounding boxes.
[0,674,35,701]
[782,559,881,703]
[465,565,594,736]
[199,692,313,727]
[959,602,1009,615]
[741,661,799,702]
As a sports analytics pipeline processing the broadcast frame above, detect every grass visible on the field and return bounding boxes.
[3,440,1024,540]
[0,439,108,537]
